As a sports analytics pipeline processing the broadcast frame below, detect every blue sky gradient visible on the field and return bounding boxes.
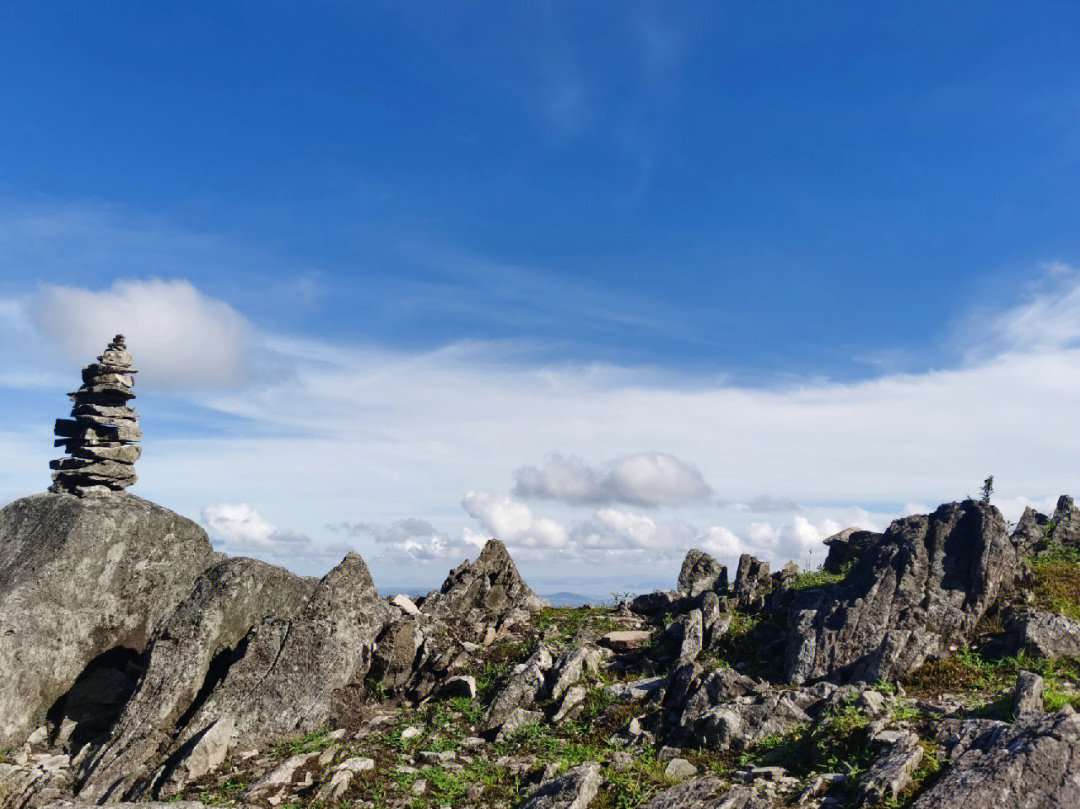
[3,3,1080,592]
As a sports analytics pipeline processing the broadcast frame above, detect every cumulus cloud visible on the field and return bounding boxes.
[327,517,485,563]
[25,279,285,389]
[202,502,351,563]
[462,490,571,550]
[513,452,711,507]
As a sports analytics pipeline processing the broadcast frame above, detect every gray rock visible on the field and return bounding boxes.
[678,689,810,751]
[606,676,667,701]
[822,528,883,574]
[733,555,771,608]
[390,593,421,616]
[858,730,924,805]
[1012,507,1051,558]
[600,630,652,651]
[0,492,218,748]
[678,549,727,597]
[550,645,602,701]
[439,674,477,699]
[483,646,552,732]
[640,777,773,809]
[1052,495,1080,548]
[1008,609,1080,658]
[629,590,683,616]
[43,804,205,809]
[421,540,547,642]
[912,707,1080,808]
[76,557,316,800]
[50,336,142,496]
[664,757,698,781]
[553,685,588,723]
[785,501,1018,683]
[1014,671,1045,716]
[520,761,601,809]
[678,610,704,663]
[315,757,375,803]
[497,707,544,740]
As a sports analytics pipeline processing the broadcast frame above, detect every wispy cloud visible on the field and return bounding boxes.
[513,452,711,507]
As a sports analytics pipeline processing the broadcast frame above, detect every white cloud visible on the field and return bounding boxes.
[462,490,570,551]
[202,502,352,564]
[25,279,285,390]
[10,267,1080,585]
[513,452,711,507]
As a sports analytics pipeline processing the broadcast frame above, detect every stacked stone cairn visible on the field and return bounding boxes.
[49,334,141,496]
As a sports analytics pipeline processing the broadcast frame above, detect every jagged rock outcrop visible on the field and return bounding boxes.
[142,553,390,798]
[76,558,317,801]
[519,762,601,809]
[1012,506,1052,558]
[50,336,141,497]
[733,554,772,608]
[1051,495,1080,547]
[1005,609,1080,659]
[0,492,218,748]
[785,500,1017,684]
[420,539,547,642]
[677,549,726,597]
[822,527,883,573]
[912,707,1080,808]
[640,778,773,809]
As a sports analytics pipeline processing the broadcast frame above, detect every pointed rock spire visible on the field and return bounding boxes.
[49,334,142,496]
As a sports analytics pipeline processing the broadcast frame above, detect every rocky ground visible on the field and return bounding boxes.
[3,492,1080,808]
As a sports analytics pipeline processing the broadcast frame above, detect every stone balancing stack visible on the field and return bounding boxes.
[49,334,142,496]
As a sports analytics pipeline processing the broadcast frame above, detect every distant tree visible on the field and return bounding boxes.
[980,475,994,504]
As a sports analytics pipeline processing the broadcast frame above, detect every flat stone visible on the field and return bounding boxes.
[600,630,653,651]
[390,593,421,615]
[664,758,698,781]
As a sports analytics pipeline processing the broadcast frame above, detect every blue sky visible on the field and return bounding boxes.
[2,3,1080,594]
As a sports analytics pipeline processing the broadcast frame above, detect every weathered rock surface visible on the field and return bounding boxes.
[822,527,882,573]
[520,762,601,809]
[1052,495,1080,548]
[76,557,316,800]
[858,730,924,805]
[640,777,773,809]
[50,336,141,497]
[912,707,1080,808]
[1012,507,1052,558]
[1007,609,1080,658]
[678,549,726,597]
[0,493,218,748]
[421,539,547,642]
[785,500,1017,683]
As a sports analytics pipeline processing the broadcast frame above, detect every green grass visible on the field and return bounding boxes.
[269,727,337,760]
[790,560,856,592]
[1028,553,1080,621]
[197,777,248,806]
[905,648,1080,715]
[533,606,617,648]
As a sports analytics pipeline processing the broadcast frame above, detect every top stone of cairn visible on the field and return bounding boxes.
[49,334,142,496]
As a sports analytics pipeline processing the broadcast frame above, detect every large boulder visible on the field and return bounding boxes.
[1006,609,1080,659]
[822,528,883,573]
[76,557,317,801]
[1051,495,1080,548]
[0,493,219,748]
[785,501,1018,684]
[912,707,1080,808]
[420,539,547,641]
[677,549,726,597]
[79,552,389,802]
[1012,507,1051,558]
